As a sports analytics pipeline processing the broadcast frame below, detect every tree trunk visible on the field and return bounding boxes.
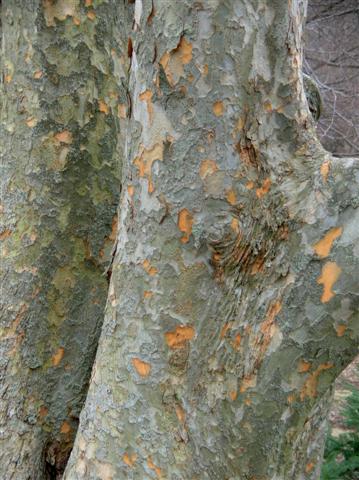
[63,1,359,479]
[0,1,126,477]
[1,1,358,479]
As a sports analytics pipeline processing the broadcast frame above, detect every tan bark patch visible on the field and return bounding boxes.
[87,10,96,20]
[26,117,38,128]
[139,90,154,124]
[39,405,48,418]
[230,218,240,233]
[320,160,330,181]
[213,101,224,117]
[159,36,193,86]
[177,208,193,243]
[118,103,127,119]
[300,362,333,400]
[175,405,186,423]
[52,347,65,366]
[42,0,80,27]
[97,462,114,480]
[165,325,195,349]
[132,358,151,377]
[133,143,164,193]
[313,227,342,258]
[55,130,73,144]
[199,159,218,179]
[317,261,342,303]
[123,453,137,467]
[147,457,162,478]
[335,324,347,337]
[33,70,43,79]
[127,185,135,197]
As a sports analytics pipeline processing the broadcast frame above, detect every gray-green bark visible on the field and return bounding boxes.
[0,1,127,477]
[63,1,359,479]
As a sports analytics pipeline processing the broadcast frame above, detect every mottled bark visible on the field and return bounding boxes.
[63,1,359,479]
[0,1,127,477]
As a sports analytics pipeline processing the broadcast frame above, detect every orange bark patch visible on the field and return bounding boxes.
[300,363,334,400]
[226,189,237,205]
[220,322,232,339]
[297,360,312,373]
[256,178,271,198]
[73,16,81,25]
[0,229,12,241]
[147,457,162,478]
[240,374,257,393]
[260,301,282,340]
[132,358,151,377]
[233,333,241,350]
[34,70,43,79]
[52,347,65,366]
[159,36,192,86]
[246,181,255,190]
[335,324,347,337]
[313,227,342,258]
[165,325,195,349]
[142,259,158,276]
[144,290,153,298]
[127,185,134,197]
[133,143,164,193]
[320,161,330,182]
[99,100,109,115]
[305,462,315,473]
[177,209,193,244]
[213,101,224,117]
[55,130,73,144]
[317,262,342,303]
[199,159,218,179]
[229,390,237,401]
[139,90,154,124]
[123,453,137,467]
[60,420,71,434]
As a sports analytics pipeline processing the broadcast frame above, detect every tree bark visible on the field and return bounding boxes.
[63,1,359,479]
[0,1,126,477]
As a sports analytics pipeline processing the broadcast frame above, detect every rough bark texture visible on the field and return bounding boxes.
[62,1,359,480]
[0,1,126,477]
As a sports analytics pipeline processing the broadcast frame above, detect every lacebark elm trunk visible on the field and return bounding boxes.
[61,1,359,479]
[0,1,127,477]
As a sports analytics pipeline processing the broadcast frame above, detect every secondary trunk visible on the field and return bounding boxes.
[63,1,359,479]
[0,1,127,477]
